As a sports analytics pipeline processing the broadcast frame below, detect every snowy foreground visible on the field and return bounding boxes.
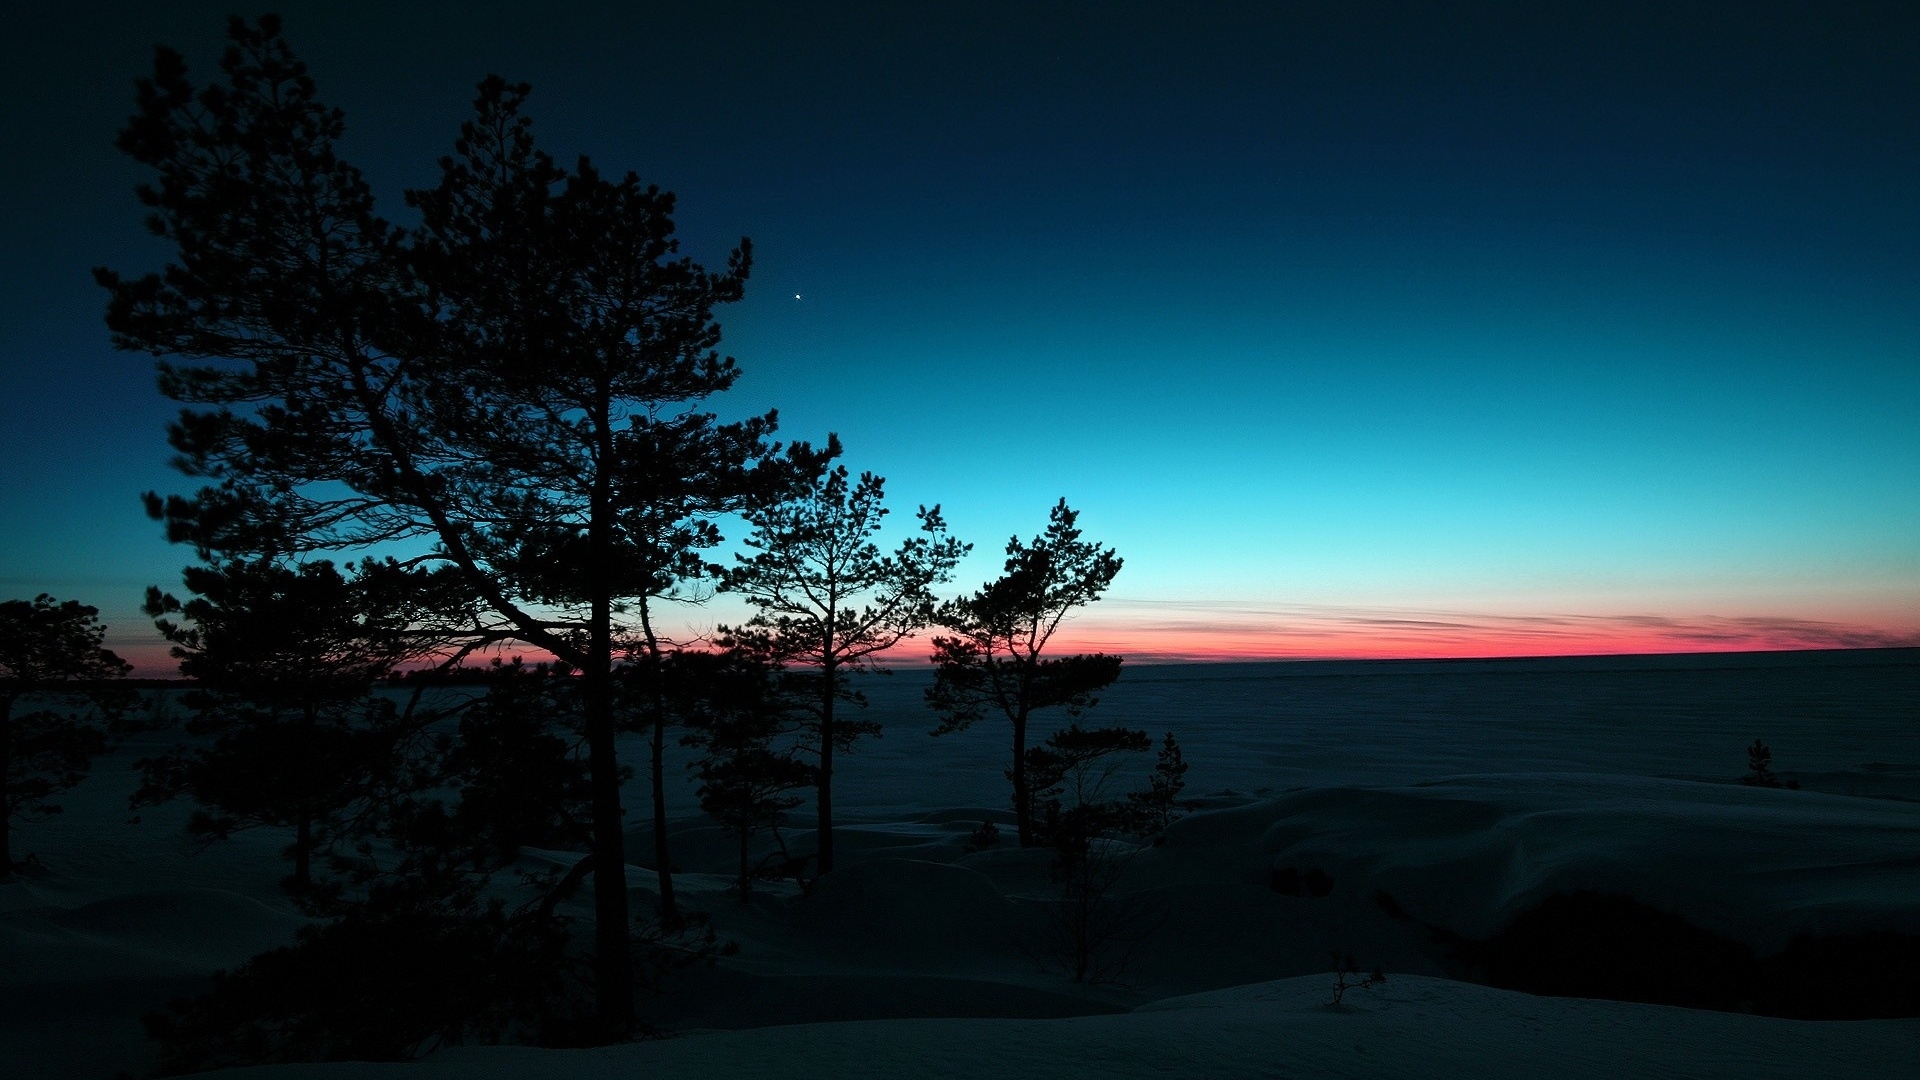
[4,652,1918,1078]
[200,975,1920,1080]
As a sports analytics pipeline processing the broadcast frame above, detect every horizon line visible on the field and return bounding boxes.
[107,642,1918,682]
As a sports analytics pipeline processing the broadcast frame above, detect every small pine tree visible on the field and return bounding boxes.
[669,650,814,899]
[1020,723,1151,843]
[134,558,445,894]
[1014,724,1192,984]
[722,457,967,873]
[1126,731,1189,835]
[1742,738,1799,790]
[963,819,1002,852]
[433,661,599,864]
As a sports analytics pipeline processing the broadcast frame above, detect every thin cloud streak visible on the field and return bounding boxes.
[1036,599,1920,662]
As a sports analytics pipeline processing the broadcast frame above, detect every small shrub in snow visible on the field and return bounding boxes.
[1327,953,1386,1007]
[964,819,1002,851]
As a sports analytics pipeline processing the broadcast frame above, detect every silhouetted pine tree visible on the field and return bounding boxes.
[1126,731,1189,834]
[1021,723,1151,842]
[98,16,818,1035]
[667,650,813,898]
[0,595,133,877]
[928,500,1123,846]
[722,457,967,871]
[1742,738,1798,789]
[429,662,600,865]
[133,558,451,893]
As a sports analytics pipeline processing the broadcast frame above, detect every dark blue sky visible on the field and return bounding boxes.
[2,2,1915,668]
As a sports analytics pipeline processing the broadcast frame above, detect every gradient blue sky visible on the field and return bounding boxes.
[2,1,1916,671]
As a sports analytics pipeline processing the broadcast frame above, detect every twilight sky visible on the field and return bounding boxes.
[1,1,1916,672]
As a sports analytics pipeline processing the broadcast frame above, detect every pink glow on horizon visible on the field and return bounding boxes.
[112,640,183,679]
[1036,607,1920,663]
[111,608,1920,678]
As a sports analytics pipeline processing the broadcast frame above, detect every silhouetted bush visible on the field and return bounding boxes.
[1023,723,1150,842]
[144,663,723,1071]
[964,819,1002,852]
[1017,725,1188,983]
[144,877,575,1073]
[1034,808,1160,985]
[135,558,458,892]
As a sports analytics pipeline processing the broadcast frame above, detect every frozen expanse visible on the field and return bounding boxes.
[807,648,1920,810]
[3,648,1917,1078]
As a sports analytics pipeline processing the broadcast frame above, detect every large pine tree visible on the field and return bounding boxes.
[96,16,814,1036]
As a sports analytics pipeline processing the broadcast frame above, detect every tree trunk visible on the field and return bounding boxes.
[1012,708,1031,846]
[816,655,836,873]
[584,608,634,1038]
[0,696,13,878]
[636,595,678,924]
[738,829,751,901]
[537,852,596,922]
[586,397,635,1040]
[650,694,676,921]
[292,706,314,890]
[293,804,311,889]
